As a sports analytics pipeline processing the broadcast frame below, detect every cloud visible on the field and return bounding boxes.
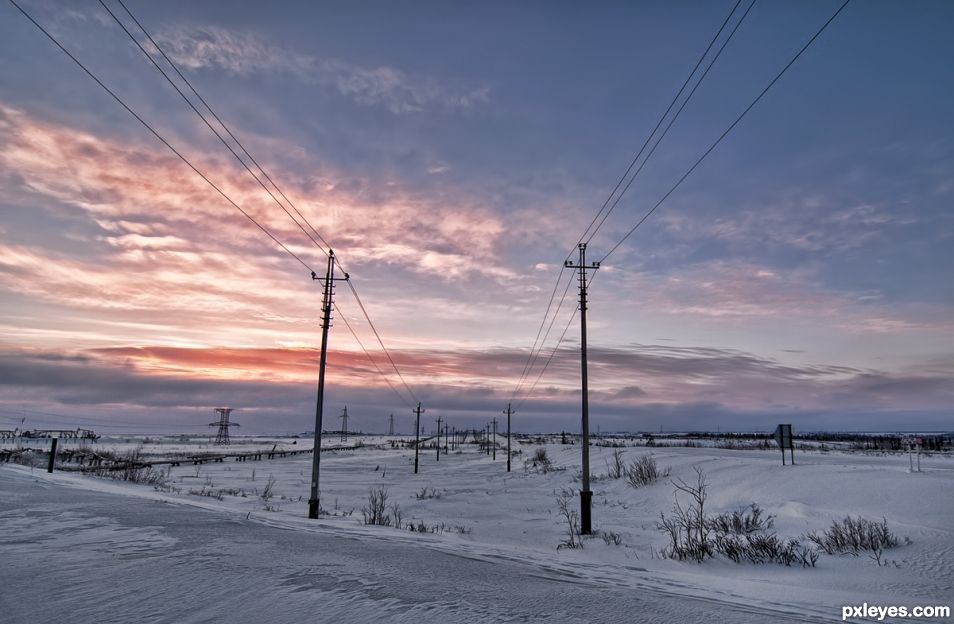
[2,343,952,433]
[3,340,951,421]
[0,105,513,292]
[655,198,920,256]
[154,26,489,115]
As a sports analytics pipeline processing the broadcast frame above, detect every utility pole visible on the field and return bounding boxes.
[339,406,349,442]
[486,424,491,456]
[504,403,513,472]
[388,413,394,436]
[414,402,424,474]
[435,416,442,461]
[308,249,349,520]
[492,417,497,461]
[565,242,599,535]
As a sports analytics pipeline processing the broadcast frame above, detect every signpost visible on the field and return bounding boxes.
[773,424,794,466]
[905,437,923,473]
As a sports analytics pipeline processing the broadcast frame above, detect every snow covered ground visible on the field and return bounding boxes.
[2,436,952,623]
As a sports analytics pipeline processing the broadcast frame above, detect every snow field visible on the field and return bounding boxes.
[8,435,953,619]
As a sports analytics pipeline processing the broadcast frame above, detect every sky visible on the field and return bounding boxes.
[1,0,952,435]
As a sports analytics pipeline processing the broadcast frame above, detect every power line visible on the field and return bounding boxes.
[510,268,576,401]
[105,0,334,255]
[14,0,420,410]
[599,0,852,264]
[344,280,419,405]
[513,308,578,411]
[512,271,598,409]
[97,0,329,257]
[512,0,749,406]
[572,0,746,257]
[584,0,757,246]
[105,0,420,405]
[334,302,415,409]
[507,265,567,401]
[7,0,317,275]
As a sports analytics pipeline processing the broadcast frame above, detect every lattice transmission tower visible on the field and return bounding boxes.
[339,406,349,442]
[209,407,239,445]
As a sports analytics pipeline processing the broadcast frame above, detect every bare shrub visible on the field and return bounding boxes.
[657,469,820,568]
[607,449,625,479]
[407,521,445,534]
[656,466,711,561]
[362,486,392,526]
[415,487,442,500]
[525,447,554,474]
[625,455,669,488]
[714,533,817,567]
[806,516,899,556]
[389,502,402,528]
[707,504,775,535]
[555,488,582,550]
[261,474,276,502]
[85,448,167,485]
[600,530,623,546]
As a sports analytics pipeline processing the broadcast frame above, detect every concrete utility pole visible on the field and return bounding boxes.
[414,402,424,474]
[565,242,599,535]
[486,425,491,456]
[504,403,513,472]
[435,416,442,461]
[492,417,497,461]
[309,249,349,520]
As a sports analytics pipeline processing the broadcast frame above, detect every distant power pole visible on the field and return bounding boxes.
[388,413,394,436]
[435,415,442,461]
[486,424,491,456]
[339,406,349,442]
[209,407,239,445]
[414,402,424,474]
[565,242,599,535]
[504,403,513,472]
[309,249,349,520]
[491,417,497,461]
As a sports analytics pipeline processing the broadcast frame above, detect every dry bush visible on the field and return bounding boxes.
[261,474,277,502]
[625,455,669,488]
[362,486,392,526]
[555,488,582,550]
[806,516,899,556]
[525,447,554,474]
[656,466,711,561]
[85,448,167,485]
[607,449,625,479]
[715,533,817,567]
[707,504,775,535]
[415,487,442,500]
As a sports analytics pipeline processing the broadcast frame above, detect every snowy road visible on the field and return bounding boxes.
[0,468,829,624]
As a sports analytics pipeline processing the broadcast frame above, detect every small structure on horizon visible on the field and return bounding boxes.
[209,407,239,445]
